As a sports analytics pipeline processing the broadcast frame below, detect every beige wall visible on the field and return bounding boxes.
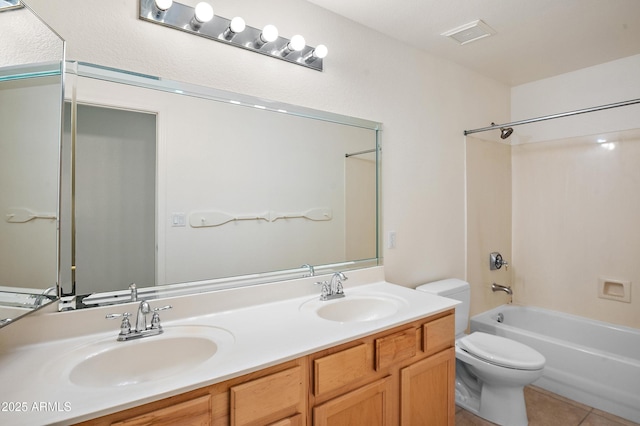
[510,55,640,328]
[465,137,512,318]
[466,129,640,330]
[511,54,640,145]
[512,132,640,328]
[0,5,62,67]
[25,0,511,289]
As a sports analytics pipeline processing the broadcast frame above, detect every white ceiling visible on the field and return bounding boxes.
[307,0,640,86]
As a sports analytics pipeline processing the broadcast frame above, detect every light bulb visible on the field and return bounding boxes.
[303,44,328,63]
[221,16,246,41]
[189,2,213,30]
[222,16,246,41]
[194,2,214,23]
[261,24,279,43]
[152,0,172,19]
[289,35,306,52]
[255,24,279,48]
[278,34,306,57]
[230,17,246,34]
[314,44,328,59]
[154,0,172,11]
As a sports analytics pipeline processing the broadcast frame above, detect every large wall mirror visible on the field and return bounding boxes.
[0,2,64,326]
[61,62,381,308]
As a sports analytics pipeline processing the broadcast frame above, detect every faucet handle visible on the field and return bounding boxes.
[150,305,172,330]
[315,281,330,300]
[105,312,131,320]
[490,252,509,271]
[106,312,132,336]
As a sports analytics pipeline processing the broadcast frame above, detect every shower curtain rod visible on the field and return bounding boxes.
[463,97,640,136]
[345,148,377,157]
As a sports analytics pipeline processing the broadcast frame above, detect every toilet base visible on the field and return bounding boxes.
[455,364,529,426]
[479,384,528,426]
[456,384,528,426]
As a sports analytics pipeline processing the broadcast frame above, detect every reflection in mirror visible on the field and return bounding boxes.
[0,2,64,326]
[0,0,21,12]
[62,63,381,309]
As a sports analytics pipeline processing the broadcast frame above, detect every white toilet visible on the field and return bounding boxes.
[417,279,545,426]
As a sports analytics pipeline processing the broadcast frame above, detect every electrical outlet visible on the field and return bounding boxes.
[387,231,396,249]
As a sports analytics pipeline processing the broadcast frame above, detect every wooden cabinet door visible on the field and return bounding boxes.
[400,348,455,426]
[110,395,211,426]
[312,377,392,426]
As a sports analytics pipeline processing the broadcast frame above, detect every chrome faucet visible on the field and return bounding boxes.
[317,272,347,301]
[329,272,347,295]
[34,286,57,306]
[106,300,172,341]
[136,300,151,332]
[129,283,138,302]
[301,264,315,277]
[491,283,512,295]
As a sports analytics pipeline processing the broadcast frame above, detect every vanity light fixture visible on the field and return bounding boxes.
[139,0,327,71]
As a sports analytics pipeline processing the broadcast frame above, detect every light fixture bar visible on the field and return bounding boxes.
[139,0,326,71]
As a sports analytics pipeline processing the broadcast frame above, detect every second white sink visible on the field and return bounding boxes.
[300,293,409,323]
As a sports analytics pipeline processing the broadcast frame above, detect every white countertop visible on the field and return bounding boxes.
[0,267,458,425]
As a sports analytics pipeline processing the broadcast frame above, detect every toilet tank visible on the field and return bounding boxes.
[416,279,470,336]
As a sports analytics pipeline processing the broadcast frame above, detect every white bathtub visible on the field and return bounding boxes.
[470,305,640,423]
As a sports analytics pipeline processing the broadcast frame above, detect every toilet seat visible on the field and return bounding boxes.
[457,332,545,370]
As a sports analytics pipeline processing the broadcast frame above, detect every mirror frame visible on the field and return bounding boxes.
[61,61,383,308]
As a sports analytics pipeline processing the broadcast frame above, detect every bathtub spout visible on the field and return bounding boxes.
[491,283,512,295]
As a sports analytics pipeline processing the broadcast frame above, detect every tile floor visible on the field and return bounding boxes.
[455,386,640,426]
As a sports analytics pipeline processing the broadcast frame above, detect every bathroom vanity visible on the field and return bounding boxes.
[0,268,458,425]
[78,310,454,425]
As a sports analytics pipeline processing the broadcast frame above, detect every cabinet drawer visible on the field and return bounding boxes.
[230,366,304,426]
[422,314,454,355]
[314,343,373,396]
[111,395,210,426]
[375,327,416,370]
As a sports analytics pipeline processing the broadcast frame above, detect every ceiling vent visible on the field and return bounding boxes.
[441,20,496,45]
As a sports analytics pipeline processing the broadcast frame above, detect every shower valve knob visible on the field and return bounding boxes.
[490,252,509,270]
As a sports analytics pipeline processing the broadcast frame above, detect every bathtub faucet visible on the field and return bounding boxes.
[491,283,512,295]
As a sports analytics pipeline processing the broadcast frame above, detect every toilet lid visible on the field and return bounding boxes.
[457,332,545,370]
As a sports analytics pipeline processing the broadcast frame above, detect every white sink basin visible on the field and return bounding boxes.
[300,294,409,322]
[58,325,234,388]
